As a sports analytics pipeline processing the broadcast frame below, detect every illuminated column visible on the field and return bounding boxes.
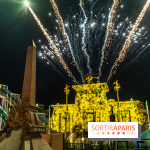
[22,40,36,106]
[21,40,46,131]
[48,105,51,133]
[113,80,121,102]
[64,84,70,110]
[64,84,70,132]
[114,80,121,122]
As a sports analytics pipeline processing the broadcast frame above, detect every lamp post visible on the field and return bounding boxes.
[48,105,51,133]
[113,81,121,150]
[64,84,70,133]
[113,80,121,122]
[64,84,70,111]
[113,80,121,103]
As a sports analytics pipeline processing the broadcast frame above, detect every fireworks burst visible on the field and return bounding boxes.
[79,0,92,76]
[49,0,84,82]
[107,0,150,82]
[26,0,150,84]
[99,0,119,77]
[27,3,78,84]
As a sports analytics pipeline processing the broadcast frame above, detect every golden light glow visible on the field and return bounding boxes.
[50,81,146,133]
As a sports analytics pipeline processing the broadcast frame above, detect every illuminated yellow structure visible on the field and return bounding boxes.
[50,81,147,133]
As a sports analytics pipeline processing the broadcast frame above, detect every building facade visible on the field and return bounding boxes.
[50,82,147,133]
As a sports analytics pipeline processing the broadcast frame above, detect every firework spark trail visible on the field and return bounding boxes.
[43,45,67,72]
[132,45,150,65]
[49,0,84,82]
[107,0,150,82]
[79,0,92,75]
[126,32,147,56]
[45,57,72,85]
[90,0,98,17]
[99,0,119,78]
[116,44,149,79]
[102,17,144,81]
[27,4,78,84]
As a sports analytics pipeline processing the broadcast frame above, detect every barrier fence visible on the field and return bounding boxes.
[64,141,150,150]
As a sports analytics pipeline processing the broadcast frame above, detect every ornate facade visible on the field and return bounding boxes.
[50,82,147,133]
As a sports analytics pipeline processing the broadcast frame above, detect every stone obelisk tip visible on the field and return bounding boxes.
[28,40,36,48]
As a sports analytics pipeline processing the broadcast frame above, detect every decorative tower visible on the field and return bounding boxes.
[22,40,46,132]
[22,40,36,106]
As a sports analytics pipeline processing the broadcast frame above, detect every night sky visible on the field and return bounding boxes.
[0,0,150,109]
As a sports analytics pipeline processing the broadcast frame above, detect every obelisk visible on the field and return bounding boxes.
[22,40,46,132]
[22,40,36,106]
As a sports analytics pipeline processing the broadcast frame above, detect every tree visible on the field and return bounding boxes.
[6,98,30,129]
[38,104,49,118]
